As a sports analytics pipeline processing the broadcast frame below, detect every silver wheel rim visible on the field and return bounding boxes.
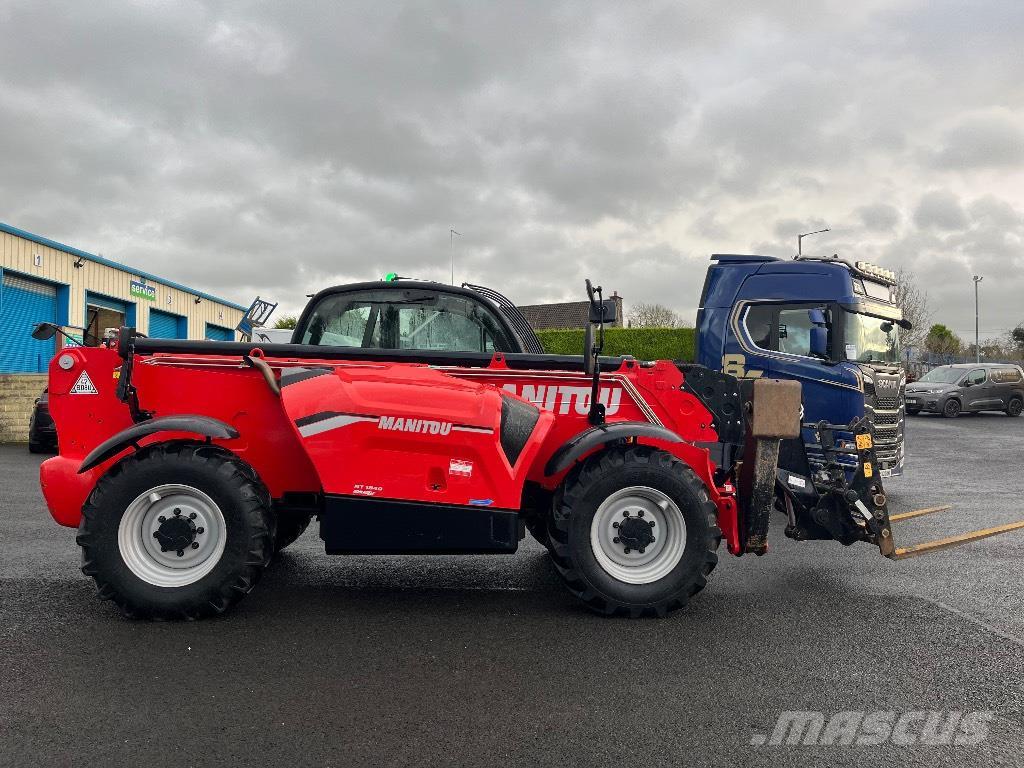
[117,484,227,587]
[590,485,686,584]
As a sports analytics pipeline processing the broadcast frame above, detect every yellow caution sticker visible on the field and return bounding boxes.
[863,461,873,477]
[856,433,873,450]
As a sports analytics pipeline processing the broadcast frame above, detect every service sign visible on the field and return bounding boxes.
[130,280,156,302]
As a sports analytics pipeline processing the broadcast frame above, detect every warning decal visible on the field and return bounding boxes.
[449,459,473,478]
[70,371,98,395]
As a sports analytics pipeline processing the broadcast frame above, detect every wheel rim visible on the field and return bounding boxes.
[1011,400,1022,416]
[118,484,227,587]
[590,486,686,585]
[945,401,960,416]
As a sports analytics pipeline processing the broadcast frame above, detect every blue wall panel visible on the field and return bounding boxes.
[205,323,234,341]
[0,272,58,373]
[149,309,186,339]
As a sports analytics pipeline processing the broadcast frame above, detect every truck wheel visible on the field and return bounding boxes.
[77,442,274,619]
[274,513,313,552]
[943,399,961,418]
[1006,397,1023,417]
[548,446,720,618]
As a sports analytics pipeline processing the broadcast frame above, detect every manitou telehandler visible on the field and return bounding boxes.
[35,280,1022,619]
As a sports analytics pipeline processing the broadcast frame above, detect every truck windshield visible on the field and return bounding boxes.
[843,311,899,364]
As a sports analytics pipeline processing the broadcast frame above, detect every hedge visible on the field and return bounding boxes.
[535,327,696,362]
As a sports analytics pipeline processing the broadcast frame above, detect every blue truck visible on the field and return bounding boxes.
[696,254,907,478]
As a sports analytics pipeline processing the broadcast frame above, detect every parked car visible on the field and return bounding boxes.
[905,363,1024,418]
[28,388,58,453]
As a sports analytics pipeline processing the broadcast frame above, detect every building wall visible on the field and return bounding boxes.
[0,227,244,342]
[0,374,45,442]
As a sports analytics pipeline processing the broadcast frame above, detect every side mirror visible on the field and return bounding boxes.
[31,322,59,341]
[808,308,826,325]
[589,299,617,324]
[810,327,828,358]
[583,323,595,377]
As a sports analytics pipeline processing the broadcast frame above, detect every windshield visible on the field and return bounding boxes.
[918,367,962,384]
[842,311,899,364]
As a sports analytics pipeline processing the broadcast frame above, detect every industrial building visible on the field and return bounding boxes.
[0,221,248,442]
[0,221,247,374]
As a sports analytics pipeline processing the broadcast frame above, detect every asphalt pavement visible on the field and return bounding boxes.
[2,413,1023,767]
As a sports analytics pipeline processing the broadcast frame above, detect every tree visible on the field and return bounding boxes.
[924,323,961,357]
[627,303,682,328]
[891,267,931,352]
[274,315,297,330]
[1012,324,1024,352]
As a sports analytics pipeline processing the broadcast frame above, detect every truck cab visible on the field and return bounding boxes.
[696,255,907,477]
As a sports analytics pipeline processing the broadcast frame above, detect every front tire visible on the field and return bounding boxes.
[1007,397,1023,417]
[77,442,274,619]
[548,446,720,618]
[943,399,962,418]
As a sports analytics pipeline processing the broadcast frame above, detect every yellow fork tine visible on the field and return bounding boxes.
[888,504,953,522]
[890,521,1024,559]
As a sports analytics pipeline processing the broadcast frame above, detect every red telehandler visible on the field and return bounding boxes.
[34,280,1013,619]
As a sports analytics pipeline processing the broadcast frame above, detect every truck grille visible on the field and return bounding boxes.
[864,372,905,471]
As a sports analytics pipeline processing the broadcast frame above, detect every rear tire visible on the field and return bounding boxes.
[77,442,274,619]
[943,399,961,418]
[1007,397,1023,417]
[548,445,720,618]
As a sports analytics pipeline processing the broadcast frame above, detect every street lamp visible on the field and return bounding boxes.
[973,275,983,363]
[797,228,830,257]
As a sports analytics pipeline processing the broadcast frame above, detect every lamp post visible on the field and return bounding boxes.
[973,275,983,363]
[797,228,830,257]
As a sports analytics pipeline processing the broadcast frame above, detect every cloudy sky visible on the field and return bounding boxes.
[1,0,1021,339]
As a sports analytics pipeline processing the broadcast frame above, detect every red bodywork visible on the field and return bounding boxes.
[40,347,742,554]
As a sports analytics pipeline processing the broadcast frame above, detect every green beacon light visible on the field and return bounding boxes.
[383,272,398,282]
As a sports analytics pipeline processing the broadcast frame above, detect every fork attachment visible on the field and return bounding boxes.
[887,505,1024,559]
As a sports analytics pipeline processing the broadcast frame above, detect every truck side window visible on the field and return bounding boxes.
[776,308,815,356]
[743,305,774,350]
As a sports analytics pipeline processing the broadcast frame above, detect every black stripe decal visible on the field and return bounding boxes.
[280,367,332,387]
[294,411,378,428]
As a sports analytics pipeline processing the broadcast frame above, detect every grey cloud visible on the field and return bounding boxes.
[914,191,968,231]
[929,114,1024,170]
[0,1,1022,338]
[857,203,900,232]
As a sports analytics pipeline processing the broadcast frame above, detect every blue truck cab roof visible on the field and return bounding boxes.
[701,254,902,321]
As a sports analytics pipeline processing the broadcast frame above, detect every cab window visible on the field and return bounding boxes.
[299,289,515,353]
[742,303,830,358]
[743,305,774,350]
[776,308,817,356]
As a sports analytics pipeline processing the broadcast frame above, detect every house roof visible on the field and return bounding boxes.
[519,294,623,330]
[518,301,592,330]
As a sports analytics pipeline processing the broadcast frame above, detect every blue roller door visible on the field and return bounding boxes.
[0,272,57,373]
[205,323,234,341]
[149,309,186,339]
